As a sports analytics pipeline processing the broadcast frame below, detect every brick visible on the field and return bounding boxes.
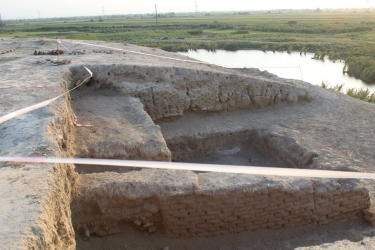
[363,207,375,216]
[284,223,297,228]
[284,197,298,203]
[267,224,283,230]
[289,217,304,224]
[364,215,375,222]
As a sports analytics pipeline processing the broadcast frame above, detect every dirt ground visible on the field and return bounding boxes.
[76,218,375,250]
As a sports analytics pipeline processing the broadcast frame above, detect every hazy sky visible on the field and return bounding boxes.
[0,0,372,20]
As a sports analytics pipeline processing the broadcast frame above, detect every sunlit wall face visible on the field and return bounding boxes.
[0,0,371,19]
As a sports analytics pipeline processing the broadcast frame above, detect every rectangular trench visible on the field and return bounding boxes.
[65,66,370,244]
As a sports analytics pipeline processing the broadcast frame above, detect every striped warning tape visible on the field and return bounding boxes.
[0,156,373,179]
[73,113,93,127]
[0,84,53,90]
[59,42,71,52]
[67,40,213,65]
[67,41,302,70]
[0,66,92,125]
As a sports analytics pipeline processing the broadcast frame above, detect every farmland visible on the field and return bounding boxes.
[1,9,375,82]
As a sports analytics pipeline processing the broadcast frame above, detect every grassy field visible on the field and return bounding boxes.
[1,10,375,82]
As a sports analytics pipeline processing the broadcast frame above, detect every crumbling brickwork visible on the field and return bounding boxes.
[73,170,369,238]
[69,65,313,121]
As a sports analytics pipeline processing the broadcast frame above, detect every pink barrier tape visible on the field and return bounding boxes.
[67,41,213,65]
[247,66,300,69]
[59,42,71,52]
[67,41,301,70]
[0,85,52,90]
[0,66,92,124]
[0,156,373,179]
[73,113,93,127]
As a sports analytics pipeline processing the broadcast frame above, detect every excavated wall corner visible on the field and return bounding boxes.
[69,64,313,121]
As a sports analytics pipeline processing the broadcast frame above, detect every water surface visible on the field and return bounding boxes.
[179,50,375,92]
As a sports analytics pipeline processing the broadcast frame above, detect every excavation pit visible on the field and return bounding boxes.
[2,39,374,249]
[68,65,370,245]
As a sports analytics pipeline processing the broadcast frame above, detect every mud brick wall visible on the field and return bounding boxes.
[158,178,369,238]
[73,170,370,238]
[69,65,313,121]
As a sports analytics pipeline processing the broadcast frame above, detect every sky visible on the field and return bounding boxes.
[0,0,372,20]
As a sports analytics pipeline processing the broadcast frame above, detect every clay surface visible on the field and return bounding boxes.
[71,88,171,174]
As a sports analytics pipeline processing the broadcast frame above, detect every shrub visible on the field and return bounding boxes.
[333,84,344,92]
[223,42,239,51]
[231,30,249,34]
[188,30,203,35]
[320,81,328,89]
[345,56,375,82]
[346,88,371,101]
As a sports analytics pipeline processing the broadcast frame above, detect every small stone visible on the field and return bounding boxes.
[143,222,153,228]
[148,226,156,233]
[162,247,170,250]
[82,228,90,241]
[133,219,142,226]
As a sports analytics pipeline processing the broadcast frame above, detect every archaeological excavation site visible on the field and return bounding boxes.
[1,38,375,250]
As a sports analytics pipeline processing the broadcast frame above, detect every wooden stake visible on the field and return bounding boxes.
[56,37,60,62]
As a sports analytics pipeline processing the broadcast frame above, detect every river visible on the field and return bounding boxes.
[178,49,375,92]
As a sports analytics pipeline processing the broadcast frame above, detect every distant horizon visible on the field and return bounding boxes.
[0,0,373,20]
[1,7,375,21]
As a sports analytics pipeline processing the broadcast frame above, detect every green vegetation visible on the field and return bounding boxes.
[346,88,375,102]
[320,82,375,103]
[1,10,375,83]
[345,56,375,82]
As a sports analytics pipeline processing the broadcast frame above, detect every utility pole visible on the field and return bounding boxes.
[0,13,4,27]
[195,1,198,17]
[37,9,41,19]
[102,7,105,17]
[155,4,158,26]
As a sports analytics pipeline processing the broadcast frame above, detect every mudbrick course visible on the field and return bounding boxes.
[1,38,375,249]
